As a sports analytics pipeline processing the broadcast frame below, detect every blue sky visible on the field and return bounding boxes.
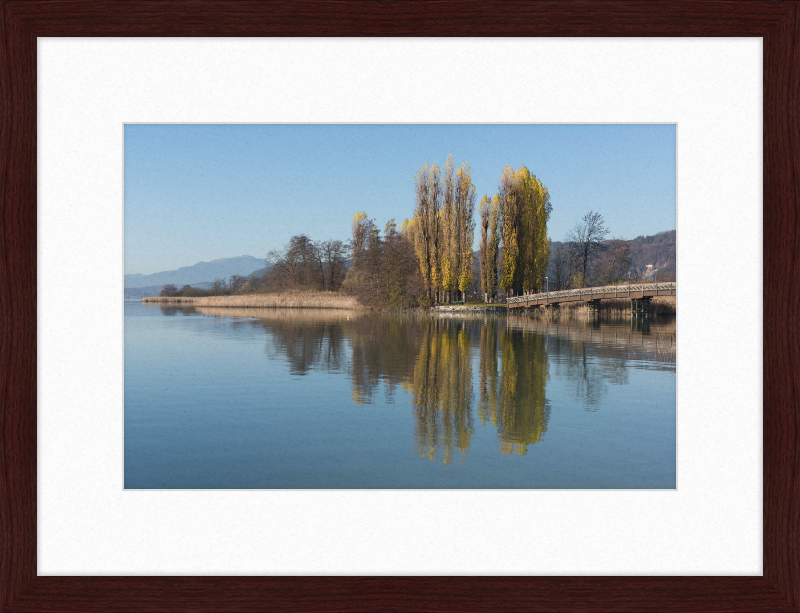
[124,124,675,275]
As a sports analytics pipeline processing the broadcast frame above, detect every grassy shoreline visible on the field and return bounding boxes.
[141,291,675,315]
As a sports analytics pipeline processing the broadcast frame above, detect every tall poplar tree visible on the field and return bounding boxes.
[488,195,500,299]
[479,195,491,301]
[455,163,476,302]
[412,165,433,299]
[497,166,552,296]
[518,168,552,294]
[414,156,477,304]
[440,156,456,302]
[351,211,372,269]
[427,163,443,303]
[498,166,521,295]
[479,194,500,302]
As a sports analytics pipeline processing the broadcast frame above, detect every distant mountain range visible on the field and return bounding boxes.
[125,255,265,290]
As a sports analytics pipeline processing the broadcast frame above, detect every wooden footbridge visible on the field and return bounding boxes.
[507,282,676,313]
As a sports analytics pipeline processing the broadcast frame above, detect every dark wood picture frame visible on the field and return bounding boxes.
[1,1,797,611]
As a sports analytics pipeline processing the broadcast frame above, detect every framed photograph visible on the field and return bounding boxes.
[3,1,797,611]
[122,122,677,491]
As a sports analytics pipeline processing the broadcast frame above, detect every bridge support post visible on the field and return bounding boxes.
[630,297,652,316]
[587,299,602,314]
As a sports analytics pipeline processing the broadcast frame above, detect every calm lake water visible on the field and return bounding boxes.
[124,300,676,489]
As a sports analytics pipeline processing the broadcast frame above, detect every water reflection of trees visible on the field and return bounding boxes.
[508,315,675,412]
[268,319,349,377]
[556,336,609,411]
[496,328,550,454]
[192,308,673,463]
[200,309,424,403]
[411,320,475,465]
[348,315,425,405]
[245,311,551,464]
[476,322,551,454]
[159,305,196,316]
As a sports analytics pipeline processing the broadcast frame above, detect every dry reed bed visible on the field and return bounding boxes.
[141,290,362,309]
[197,307,363,321]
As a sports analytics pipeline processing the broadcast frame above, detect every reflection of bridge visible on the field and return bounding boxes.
[506,316,676,358]
[507,282,677,312]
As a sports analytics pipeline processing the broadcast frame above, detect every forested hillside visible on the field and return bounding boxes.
[547,229,675,286]
[627,230,676,276]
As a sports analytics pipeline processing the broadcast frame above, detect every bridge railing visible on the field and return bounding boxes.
[507,282,677,305]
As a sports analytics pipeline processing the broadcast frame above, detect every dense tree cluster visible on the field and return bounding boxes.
[157,157,566,307]
[405,156,477,304]
[342,214,423,308]
[496,166,551,296]
[264,234,348,292]
[475,166,552,302]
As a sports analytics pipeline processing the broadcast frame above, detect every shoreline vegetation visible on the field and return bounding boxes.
[141,290,675,316]
[142,156,675,313]
[142,290,361,309]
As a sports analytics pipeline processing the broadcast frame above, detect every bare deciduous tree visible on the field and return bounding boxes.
[228,274,247,294]
[211,277,228,294]
[547,243,573,291]
[343,216,422,308]
[265,234,349,292]
[266,234,323,289]
[318,239,349,291]
[566,211,609,287]
[265,246,297,286]
[595,239,633,286]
